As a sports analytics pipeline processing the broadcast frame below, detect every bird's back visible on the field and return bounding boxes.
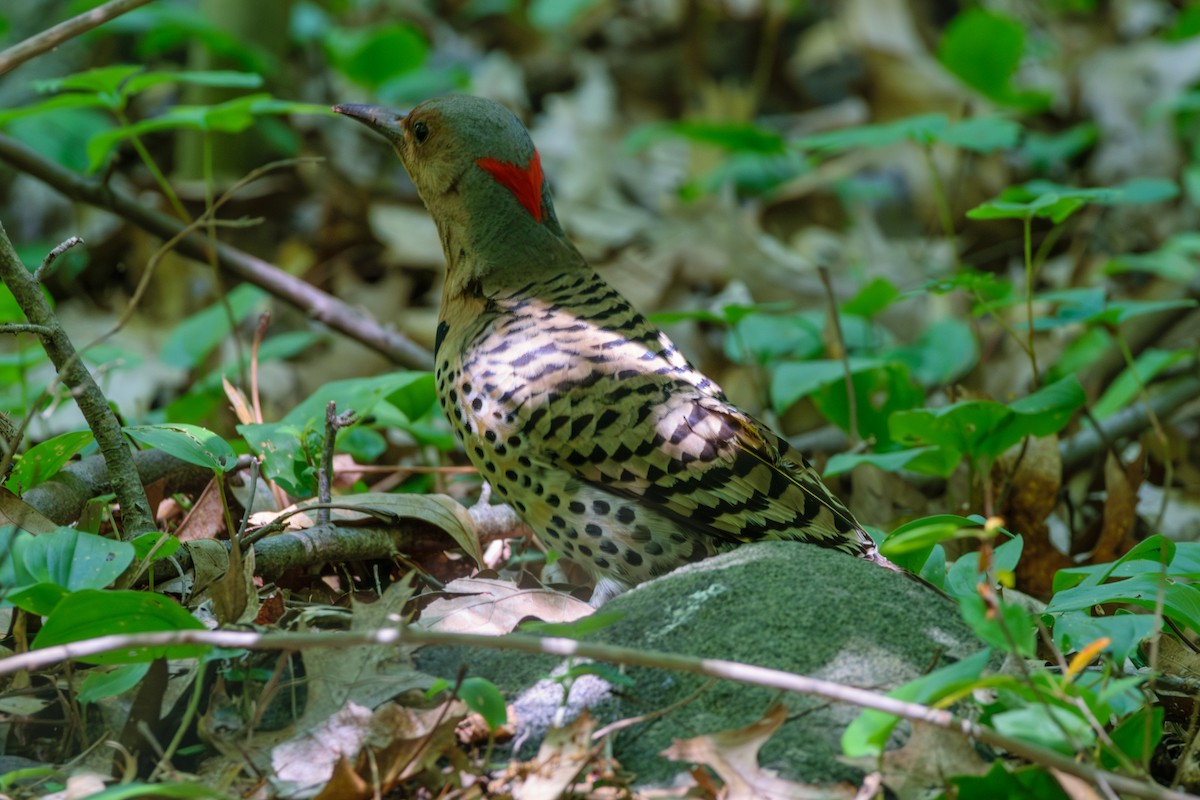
[435,267,879,600]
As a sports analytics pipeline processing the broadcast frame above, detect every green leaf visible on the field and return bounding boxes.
[3,528,135,615]
[61,781,230,799]
[945,535,1023,601]
[528,0,605,29]
[841,277,899,318]
[1093,349,1191,420]
[890,376,1084,466]
[5,430,93,494]
[938,10,1049,110]
[78,663,151,704]
[131,531,182,563]
[1103,706,1162,770]
[121,69,263,98]
[879,515,982,558]
[457,677,507,730]
[810,363,924,445]
[823,447,939,478]
[626,121,786,154]
[33,589,208,664]
[1050,612,1156,664]
[1047,577,1200,633]
[160,284,268,369]
[770,358,886,415]
[887,318,979,386]
[960,592,1035,655]
[842,648,992,757]
[727,312,822,365]
[796,113,948,153]
[1106,232,1200,283]
[324,24,428,89]
[991,704,1094,755]
[520,610,624,638]
[33,65,143,104]
[124,424,237,473]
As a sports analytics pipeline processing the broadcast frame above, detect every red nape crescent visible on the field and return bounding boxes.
[475,151,545,222]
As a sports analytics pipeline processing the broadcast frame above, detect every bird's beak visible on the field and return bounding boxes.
[332,104,408,146]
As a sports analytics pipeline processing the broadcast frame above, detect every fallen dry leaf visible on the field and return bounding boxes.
[512,710,597,800]
[419,576,594,634]
[663,703,856,799]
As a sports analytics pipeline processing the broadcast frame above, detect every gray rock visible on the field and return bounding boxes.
[416,540,981,786]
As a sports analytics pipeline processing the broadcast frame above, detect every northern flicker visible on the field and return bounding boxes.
[335,96,895,603]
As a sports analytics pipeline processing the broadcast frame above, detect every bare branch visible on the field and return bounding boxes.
[0,625,1189,800]
[0,0,156,76]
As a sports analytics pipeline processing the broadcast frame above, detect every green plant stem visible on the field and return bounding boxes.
[1023,215,1040,383]
[117,111,190,221]
[1,625,1192,800]
[150,660,207,781]
[923,145,958,262]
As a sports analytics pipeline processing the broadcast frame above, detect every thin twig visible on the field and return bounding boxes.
[0,626,1193,800]
[0,0,155,76]
[0,134,434,370]
[317,403,359,526]
[35,236,83,282]
[817,265,859,443]
[0,224,156,538]
[0,324,54,336]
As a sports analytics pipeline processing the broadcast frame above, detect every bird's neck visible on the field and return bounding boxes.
[430,170,585,304]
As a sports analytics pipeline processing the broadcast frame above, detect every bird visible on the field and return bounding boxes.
[334,95,897,604]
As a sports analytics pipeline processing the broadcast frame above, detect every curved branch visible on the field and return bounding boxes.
[0,225,157,537]
[0,0,155,76]
[0,133,434,371]
[0,625,1188,800]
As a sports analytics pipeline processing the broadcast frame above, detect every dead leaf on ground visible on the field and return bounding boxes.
[998,435,1071,599]
[864,720,988,800]
[1090,450,1143,564]
[508,710,597,800]
[175,476,229,542]
[662,703,856,799]
[271,698,465,799]
[419,577,594,634]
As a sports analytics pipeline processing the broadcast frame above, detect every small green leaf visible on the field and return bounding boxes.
[823,447,938,478]
[991,705,1094,755]
[5,430,94,494]
[2,528,135,614]
[938,9,1049,110]
[324,24,428,89]
[131,531,181,562]
[520,610,625,638]
[78,663,151,704]
[842,648,992,757]
[33,589,208,664]
[1051,612,1157,664]
[1093,349,1191,420]
[959,592,1035,655]
[124,424,237,472]
[626,121,786,154]
[879,514,982,557]
[458,677,507,730]
[841,277,900,318]
[160,284,268,369]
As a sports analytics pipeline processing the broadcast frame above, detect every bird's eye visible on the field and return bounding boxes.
[412,120,430,144]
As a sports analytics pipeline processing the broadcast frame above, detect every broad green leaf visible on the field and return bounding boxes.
[1019,123,1098,173]
[1103,707,1163,770]
[160,284,268,369]
[726,312,823,364]
[237,422,312,496]
[457,677,507,730]
[626,121,786,154]
[33,589,207,664]
[1093,349,1191,420]
[1047,576,1200,633]
[937,9,1050,110]
[887,317,979,386]
[5,430,94,494]
[890,376,1084,466]
[1106,232,1200,283]
[2,528,135,615]
[842,648,992,757]
[528,0,605,29]
[520,610,624,638]
[124,424,237,472]
[811,363,924,445]
[823,447,939,478]
[121,69,263,97]
[324,24,428,89]
[991,704,1094,755]
[960,592,1035,655]
[950,762,1067,799]
[33,65,143,102]
[1081,298,1198,327]
[1050,612,1157,664]
[78,663,151,704]
[797,113,948,153]
[770,358,886,415]
[841,277,900,318]
[1052,536,1182,592]
[0,92,110,126]
[937,116,1023,152]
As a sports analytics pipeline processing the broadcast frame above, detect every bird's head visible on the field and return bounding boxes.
[334,95,580,295]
